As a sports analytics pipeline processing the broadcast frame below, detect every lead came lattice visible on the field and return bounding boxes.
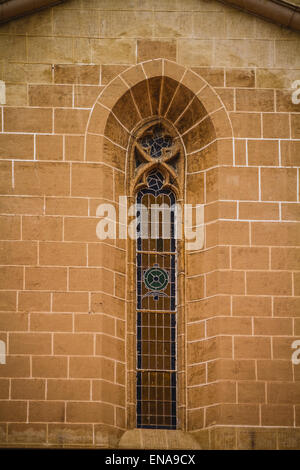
[135,158,177,429]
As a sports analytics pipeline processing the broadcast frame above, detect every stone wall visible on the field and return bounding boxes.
[0,0,299,449]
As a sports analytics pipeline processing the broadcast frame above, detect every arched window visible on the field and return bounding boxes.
[131,121,183,429]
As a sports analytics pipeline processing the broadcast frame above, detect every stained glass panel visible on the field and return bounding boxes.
[136,169,177,430]
[139,125,173,159]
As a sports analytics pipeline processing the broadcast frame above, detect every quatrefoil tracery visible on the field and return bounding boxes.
[133,122,181,195]
[135,124,180,165]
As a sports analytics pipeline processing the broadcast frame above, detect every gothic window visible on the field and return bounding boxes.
[132,121,181,430]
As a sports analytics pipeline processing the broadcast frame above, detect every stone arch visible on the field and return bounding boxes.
[84,59,234,438]
[85,59,233,169]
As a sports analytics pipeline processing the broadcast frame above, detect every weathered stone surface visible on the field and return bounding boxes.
[0,0,299,451]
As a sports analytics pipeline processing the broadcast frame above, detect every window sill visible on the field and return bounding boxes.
[118,429,201,449]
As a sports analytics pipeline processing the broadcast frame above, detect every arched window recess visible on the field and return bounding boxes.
[130,119,184,430]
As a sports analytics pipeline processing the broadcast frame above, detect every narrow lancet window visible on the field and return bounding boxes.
[133,122,180,429]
